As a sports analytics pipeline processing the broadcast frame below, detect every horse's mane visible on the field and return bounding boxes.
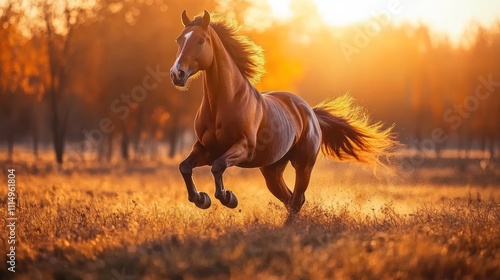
[188,13,265,84]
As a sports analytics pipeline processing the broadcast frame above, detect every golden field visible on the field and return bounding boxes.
[1,151,499,279]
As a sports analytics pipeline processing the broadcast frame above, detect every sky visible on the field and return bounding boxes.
[267,0,500,43]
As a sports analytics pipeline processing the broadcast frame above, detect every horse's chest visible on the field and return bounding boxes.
[196,118,240,150]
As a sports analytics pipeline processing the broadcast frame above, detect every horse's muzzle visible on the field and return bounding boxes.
[170,67,190,87]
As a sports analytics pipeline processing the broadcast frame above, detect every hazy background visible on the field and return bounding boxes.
[1,0,499,164]
[1,2,500,278]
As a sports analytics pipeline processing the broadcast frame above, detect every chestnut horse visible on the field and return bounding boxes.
[170,11,395,222]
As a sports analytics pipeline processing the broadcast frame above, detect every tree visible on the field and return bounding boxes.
[41,0,95,164]
[0,2,45,161]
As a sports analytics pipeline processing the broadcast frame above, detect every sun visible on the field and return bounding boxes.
[267,0,389,26]
[267,0,293,20]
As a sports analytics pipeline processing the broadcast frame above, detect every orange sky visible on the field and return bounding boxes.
[266,0,500,44]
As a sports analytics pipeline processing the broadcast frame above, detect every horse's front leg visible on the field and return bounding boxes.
[180,141,213,209]
[211,139,250,208]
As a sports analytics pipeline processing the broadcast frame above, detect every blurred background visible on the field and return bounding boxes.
[0,0,499,165]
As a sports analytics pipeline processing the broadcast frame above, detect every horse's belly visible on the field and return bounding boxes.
[238,131,295,168]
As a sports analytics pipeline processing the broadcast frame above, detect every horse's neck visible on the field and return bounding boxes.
[202,31,255,115]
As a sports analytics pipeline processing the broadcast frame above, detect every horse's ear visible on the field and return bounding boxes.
[181,10,190,27]
[202,10,210,28]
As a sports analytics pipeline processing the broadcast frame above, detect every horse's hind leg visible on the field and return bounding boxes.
[286,165,313,223]
[286,149,319,224]
[260,157,292,208]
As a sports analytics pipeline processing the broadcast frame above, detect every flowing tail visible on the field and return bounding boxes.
[313,94,397,165]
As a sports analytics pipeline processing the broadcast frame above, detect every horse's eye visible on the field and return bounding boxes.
[199,38,205,45]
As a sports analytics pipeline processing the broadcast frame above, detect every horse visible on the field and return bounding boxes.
[169,10,396,223]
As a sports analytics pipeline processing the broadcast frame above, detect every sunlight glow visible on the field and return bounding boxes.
[267,0,292,20]
[266,0,500,43]
[312,0,383,26]
[267,0,386,26]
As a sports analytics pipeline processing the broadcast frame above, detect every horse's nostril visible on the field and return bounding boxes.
[178,69,185,80]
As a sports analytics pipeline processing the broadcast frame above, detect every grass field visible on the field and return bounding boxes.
[1,151,499,279]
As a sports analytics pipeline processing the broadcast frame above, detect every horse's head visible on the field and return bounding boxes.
[170,10,213,88]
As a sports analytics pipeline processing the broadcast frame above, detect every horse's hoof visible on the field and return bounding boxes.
[222,190,238,208]
[195,192,211,209]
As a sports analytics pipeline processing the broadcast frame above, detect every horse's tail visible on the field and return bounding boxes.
[313,94,397,165]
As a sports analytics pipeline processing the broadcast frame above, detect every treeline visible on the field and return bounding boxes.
[1,0,499,164]
[0,0,213,163]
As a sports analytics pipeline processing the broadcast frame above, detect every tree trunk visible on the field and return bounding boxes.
[435,143,442,159]
[168,131,177,158]
[54,131,64,164]
[33,130,39,159]
[50,97,65,165]
[150,140,158,161]
[168,113,179,158]
[121,132,129,160]
[489,139,495,160]
[97,140,104,162]
[133,108,143,160]
[32,105,39,158]
[79,134,86,163]
[7,134,14,162]
[106,134,113,162]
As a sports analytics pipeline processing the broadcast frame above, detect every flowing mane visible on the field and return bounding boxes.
[187,14,265,84]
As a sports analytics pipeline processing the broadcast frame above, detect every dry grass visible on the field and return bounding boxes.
[0,153,499,279]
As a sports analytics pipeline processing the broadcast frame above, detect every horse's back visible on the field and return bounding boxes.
[261,91,319,131]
